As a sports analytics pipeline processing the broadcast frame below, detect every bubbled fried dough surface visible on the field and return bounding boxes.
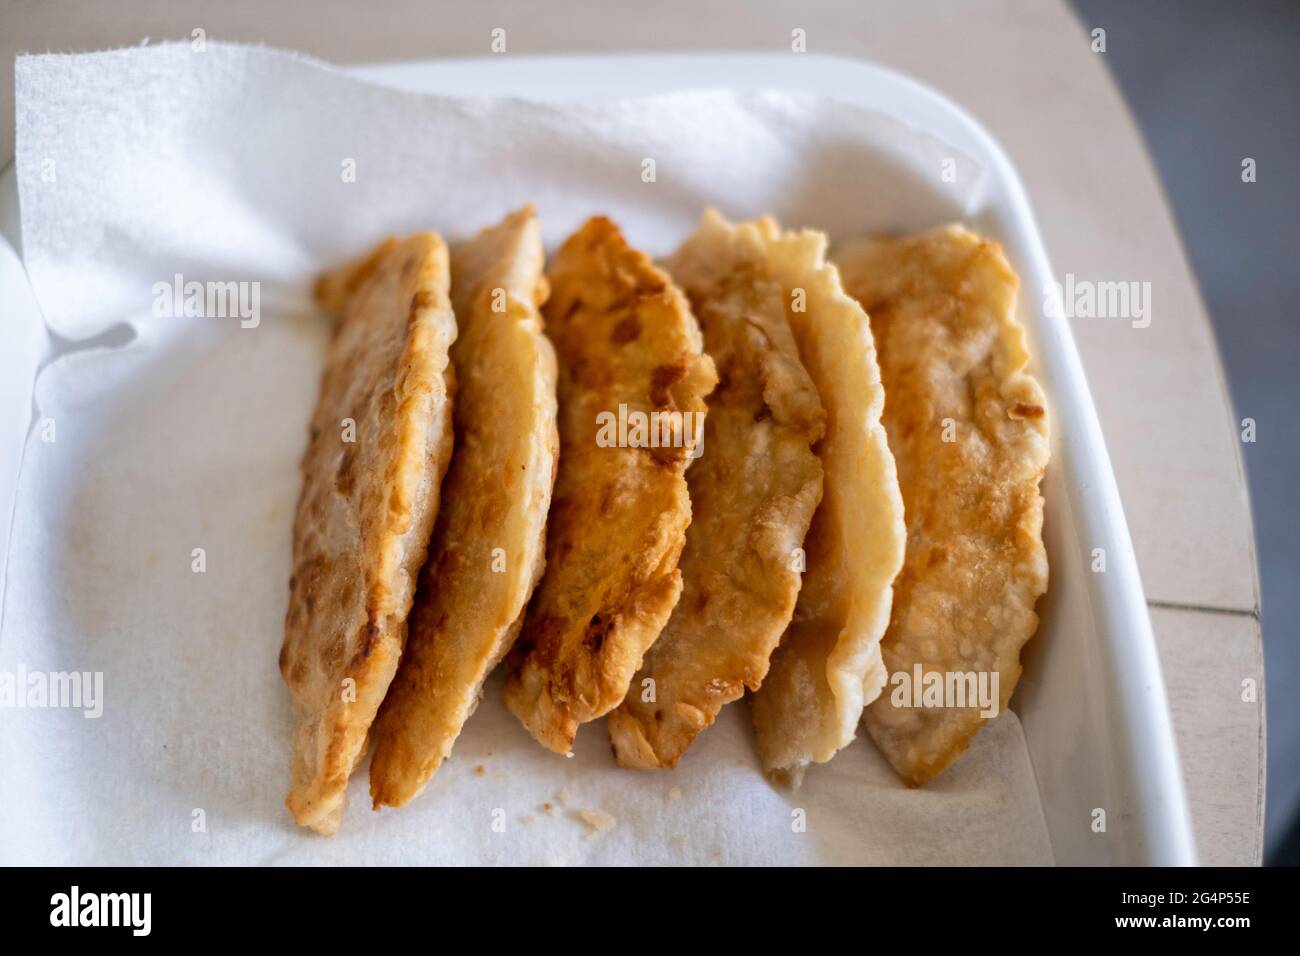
[834,225,1050,788]
[280,233,457,833]
[369,207,558,809]
[504,216,717,754]
[608,210,825,769]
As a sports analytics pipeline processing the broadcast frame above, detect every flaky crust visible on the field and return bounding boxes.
[280,234,457,833]
[369,208,559,808]
[835,225,1050,787]
[747,217,906,784]
[608,210,825,769]
[504,217,716,754]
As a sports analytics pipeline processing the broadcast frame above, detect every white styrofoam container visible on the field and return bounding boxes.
[0,52,1196,865]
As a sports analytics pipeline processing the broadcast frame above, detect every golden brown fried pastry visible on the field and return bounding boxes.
[834,224,1050,787]
[281,233,457,833]
[608,210,825,769]
[369,208,558,808]
[504,216,716,754]
[748,217,906,785]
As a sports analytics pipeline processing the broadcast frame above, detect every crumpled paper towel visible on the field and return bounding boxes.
[1,42,1050,864]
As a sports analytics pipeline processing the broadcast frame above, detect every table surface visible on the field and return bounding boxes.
[0,0,1264,865]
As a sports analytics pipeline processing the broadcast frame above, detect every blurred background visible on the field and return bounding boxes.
[1072,0,1298,864]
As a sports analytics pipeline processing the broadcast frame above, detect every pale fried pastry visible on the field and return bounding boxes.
[280,233,457,833]
[609,210,825,769]
[748,217,906,784]
[504,216,716,754]
[369,208,558,808]
[834,225,1050,787]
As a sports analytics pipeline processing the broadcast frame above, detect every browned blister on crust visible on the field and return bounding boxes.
[280,233,457,833]
[369,208,558,808]
[608,211,825,769]
[834,225,1050,787]
[504,217,716,754]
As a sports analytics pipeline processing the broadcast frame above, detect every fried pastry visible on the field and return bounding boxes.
[369,208,558,808]
[280,233,457,833]
[835,224,1050,787]
[504,216,716,754]
[748,217,906,784]
[609,210,826,769]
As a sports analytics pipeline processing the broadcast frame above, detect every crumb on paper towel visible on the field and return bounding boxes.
[519,814,535,826]
[474,765,486,777]
[667,786,682,801]
[540,802,553,814]
[577,808,617,839]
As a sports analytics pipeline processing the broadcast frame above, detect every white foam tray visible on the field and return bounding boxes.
[0,51,1196,865]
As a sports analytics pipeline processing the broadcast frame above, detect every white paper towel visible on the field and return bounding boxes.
[1,42,1051,865]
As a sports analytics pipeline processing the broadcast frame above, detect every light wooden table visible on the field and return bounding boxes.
[0,0,1264,864]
